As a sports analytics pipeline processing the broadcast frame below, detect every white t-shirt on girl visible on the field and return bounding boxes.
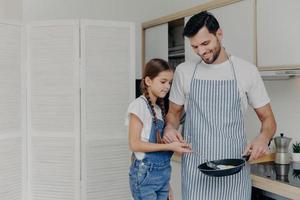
[125,95,163,160]
[169,55,270,115]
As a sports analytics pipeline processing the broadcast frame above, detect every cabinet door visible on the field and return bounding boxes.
[80,20,135,200]
[257,0,300,68]
[211,0,255,63]
[27,21,80,200]
[145,23,168,62]
[185,0,255,64]
[0,22,24,200]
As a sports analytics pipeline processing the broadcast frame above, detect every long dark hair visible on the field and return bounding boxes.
[140,58,174,143]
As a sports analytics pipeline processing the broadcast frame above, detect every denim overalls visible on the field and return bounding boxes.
[129,97,173,200]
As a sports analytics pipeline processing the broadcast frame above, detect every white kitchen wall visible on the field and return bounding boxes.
[0,0,22,19]
[22,0,210,78]
[245,77,300,148]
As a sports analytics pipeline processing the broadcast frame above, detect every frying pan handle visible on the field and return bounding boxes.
[242,154,250,161]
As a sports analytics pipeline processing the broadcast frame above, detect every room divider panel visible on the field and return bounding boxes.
[26,20,135,200]
[80,20,135,200]
[0,21,24,200]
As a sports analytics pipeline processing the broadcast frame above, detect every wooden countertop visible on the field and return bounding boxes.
[171,153,300,199]
[251,174,300,199]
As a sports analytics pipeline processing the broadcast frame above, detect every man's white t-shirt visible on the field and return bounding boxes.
[125,95,163,160]
[169,55,270,114]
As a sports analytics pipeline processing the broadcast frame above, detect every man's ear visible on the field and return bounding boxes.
[216,28,223,41]
[144,76,152,87]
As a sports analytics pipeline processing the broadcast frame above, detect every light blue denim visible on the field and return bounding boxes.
[129,159,171,200]
[129,97,173,200]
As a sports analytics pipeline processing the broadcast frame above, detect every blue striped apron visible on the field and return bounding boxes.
[182,58,252,200]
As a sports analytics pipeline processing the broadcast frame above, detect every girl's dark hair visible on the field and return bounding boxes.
[141,58,174,143]
[183,11,220,37]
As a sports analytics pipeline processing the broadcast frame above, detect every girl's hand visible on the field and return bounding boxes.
[168,141,192,153]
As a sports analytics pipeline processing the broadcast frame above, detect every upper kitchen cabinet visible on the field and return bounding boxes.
[185,0,255,64]
[168,18,185,68]
[257,0,300,70]
[144,19,184,68]
[145,23,168,62]
[142,0,256,69]
[211,0,255,63]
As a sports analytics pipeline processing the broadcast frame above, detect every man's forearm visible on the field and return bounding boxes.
[165,112,181,130]
[259,116,276,142]
[255,103,277,142]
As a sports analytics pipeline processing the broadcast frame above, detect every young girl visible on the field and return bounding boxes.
[126,58,191,200]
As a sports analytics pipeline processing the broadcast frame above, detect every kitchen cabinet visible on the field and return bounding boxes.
[143,0,256,67]
[26,20,135,200]
[184,0,255,64]
[144,19,184,68]
[0,21,24,200]
[211,0,255,63]
[257,0,300,70]
[145,23,168,62]
[168,18,185,68]
[144,0,300,71]
[143,0,256,69]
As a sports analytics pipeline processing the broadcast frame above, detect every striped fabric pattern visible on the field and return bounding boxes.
[182,64,251,199]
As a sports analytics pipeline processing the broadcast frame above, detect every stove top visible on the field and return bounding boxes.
[251,161,300,188]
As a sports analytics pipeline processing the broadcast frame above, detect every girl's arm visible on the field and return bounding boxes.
[128,113,190,153]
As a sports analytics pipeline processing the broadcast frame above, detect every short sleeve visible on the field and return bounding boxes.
[169,67,185,105]
[247,67,270,108]
[124,98,147,126]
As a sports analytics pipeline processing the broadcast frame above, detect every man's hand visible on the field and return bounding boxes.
[245,103,276,161]
[243,134,270,161]
[163,126,184,143]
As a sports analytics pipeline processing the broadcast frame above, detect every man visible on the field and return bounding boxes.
[163,11,276,200]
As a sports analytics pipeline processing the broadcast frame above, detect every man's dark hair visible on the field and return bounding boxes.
[183,11,220,37]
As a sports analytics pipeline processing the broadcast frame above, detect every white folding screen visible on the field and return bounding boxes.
[80,20,135,200]
[27,21,80,200]
[0,21,24,200]
[0,19,134,200]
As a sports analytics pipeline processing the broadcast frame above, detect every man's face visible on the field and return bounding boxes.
[189,27,223,64]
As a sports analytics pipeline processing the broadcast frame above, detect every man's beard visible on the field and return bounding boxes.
[200,43,221,64]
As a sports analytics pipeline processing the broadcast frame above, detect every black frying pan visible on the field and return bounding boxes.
[198,155,250,177]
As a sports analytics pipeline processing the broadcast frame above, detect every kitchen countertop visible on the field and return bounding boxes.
[251,161,300,199]
[171,154,300,199]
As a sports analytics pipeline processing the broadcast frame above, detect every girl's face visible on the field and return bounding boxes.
[146,70,173,99]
